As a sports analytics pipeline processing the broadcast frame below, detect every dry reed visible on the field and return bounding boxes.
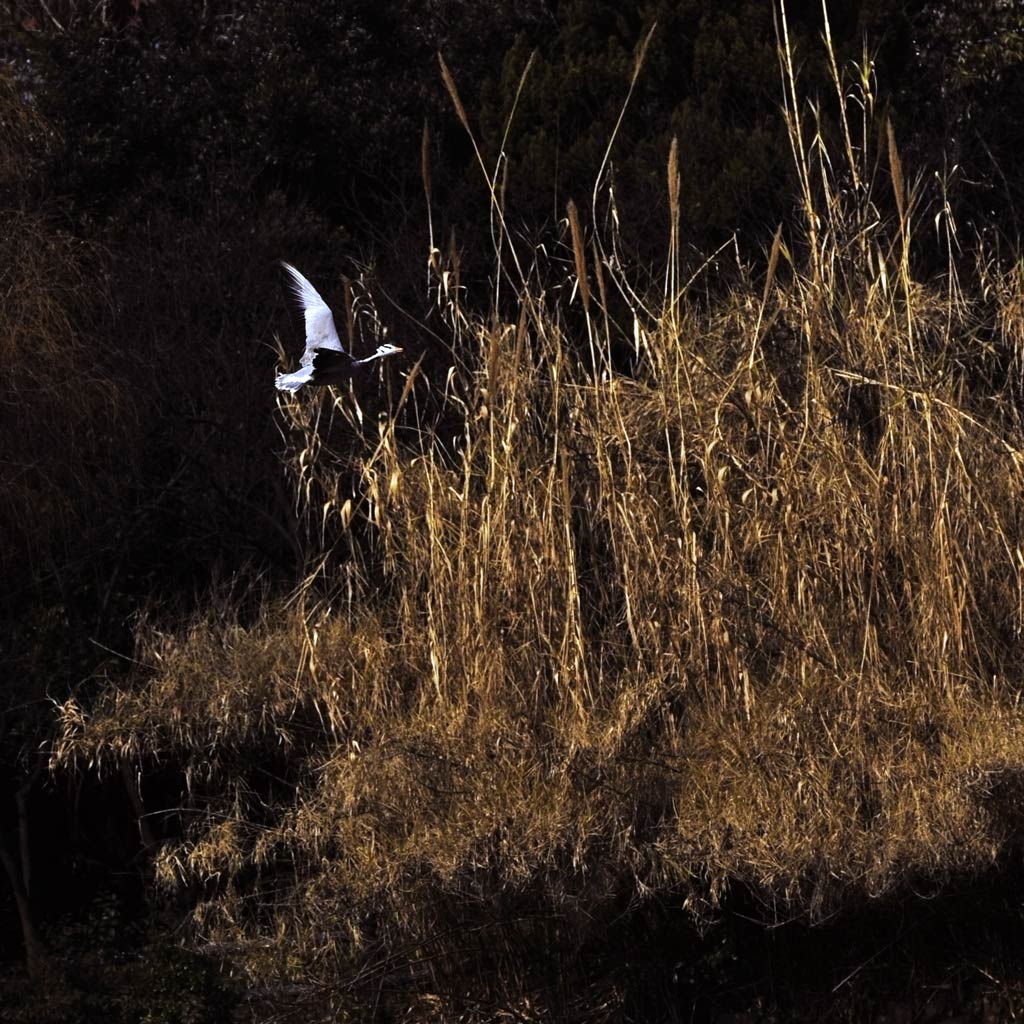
[53,15,1024,1020]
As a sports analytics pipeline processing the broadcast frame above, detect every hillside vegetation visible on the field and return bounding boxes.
[46,23,1024,1020]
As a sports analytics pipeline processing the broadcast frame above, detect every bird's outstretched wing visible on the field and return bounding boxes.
[281,262,344,364]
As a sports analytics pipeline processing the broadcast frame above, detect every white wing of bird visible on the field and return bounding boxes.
[280,261,344,365]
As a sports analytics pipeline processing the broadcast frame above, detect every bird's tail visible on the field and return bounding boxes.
[274,364,315,392]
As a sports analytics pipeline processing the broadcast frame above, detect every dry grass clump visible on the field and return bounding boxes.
[57,246,1024,996]
[56,22,1024,1018]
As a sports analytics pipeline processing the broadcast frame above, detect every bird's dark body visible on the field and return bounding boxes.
[310,348,354,384]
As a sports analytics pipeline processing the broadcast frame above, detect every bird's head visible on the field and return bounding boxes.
[375,343,403,359]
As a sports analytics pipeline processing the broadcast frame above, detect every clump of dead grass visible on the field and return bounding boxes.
[55,12,1024,1018]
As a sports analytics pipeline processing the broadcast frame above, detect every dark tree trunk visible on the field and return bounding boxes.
[0,826,47,979]
[121,759,159,851]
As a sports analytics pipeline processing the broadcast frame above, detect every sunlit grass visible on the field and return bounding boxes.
[53,14,1024,1018]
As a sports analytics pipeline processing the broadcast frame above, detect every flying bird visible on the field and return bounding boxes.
[275,262,402,393]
